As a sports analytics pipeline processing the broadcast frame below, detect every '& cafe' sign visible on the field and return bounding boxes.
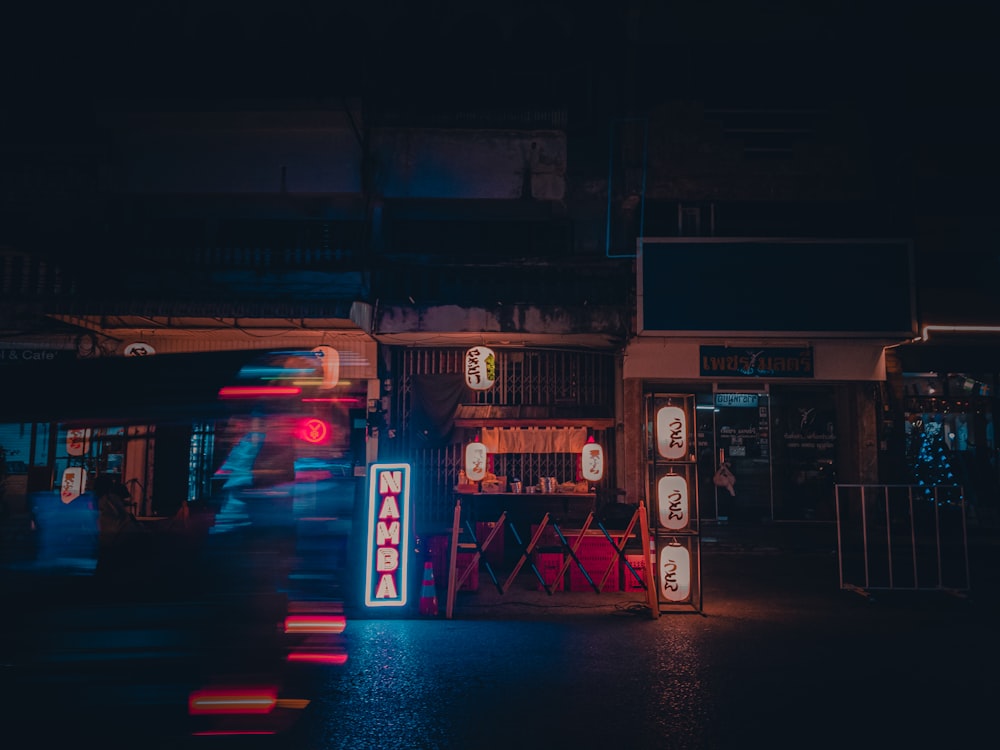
[364,463,412,608]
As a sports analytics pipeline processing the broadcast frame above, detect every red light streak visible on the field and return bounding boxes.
[300,397,364,404]
[188,687,277,715]
[284,615,346,634]
[286,652,348,665]
[218,386,301,399]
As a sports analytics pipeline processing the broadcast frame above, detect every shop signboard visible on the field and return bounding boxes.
[700,347,813,378]
[364,463,412,609]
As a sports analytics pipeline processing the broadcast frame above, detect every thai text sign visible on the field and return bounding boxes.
[364,463,412,608]
[700,346,813,378]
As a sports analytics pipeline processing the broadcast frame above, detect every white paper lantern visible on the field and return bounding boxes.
[60,467,87,504]
[311,346,340,389]
[464,440,488,481]
[66,428,91,457]
[658,540,692,602]
[580,437,605,482]
[657,473,689,530]
[655,405,688,460]
[464,346,496,390]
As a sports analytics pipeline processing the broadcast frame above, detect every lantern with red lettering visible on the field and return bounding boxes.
[464,346,496,391]
[66,428,91,457]
[657,472,689,530]
[311,345,340,389]
[464,437,488,482]
[655,405,688,460]
[60,466,87,503]
[580,436,605,482]
[658,538,691,603]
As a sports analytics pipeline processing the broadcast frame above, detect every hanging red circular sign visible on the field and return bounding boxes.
[296,417,332,444]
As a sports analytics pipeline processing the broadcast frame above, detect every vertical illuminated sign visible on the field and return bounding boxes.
[655,405,688,460]
[364,463,411,608]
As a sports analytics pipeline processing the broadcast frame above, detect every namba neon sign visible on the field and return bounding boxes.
[364,463,412,608]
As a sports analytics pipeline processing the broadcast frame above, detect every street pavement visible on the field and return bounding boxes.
[3,519,999,749]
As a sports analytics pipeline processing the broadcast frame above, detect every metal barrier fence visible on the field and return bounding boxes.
[834,484,970,598]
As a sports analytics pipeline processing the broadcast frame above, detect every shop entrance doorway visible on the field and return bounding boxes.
[714,391,772,523]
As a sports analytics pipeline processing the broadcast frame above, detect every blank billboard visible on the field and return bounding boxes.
[637,238,915,337]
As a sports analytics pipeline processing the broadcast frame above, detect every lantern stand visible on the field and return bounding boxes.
[647,393,704,615]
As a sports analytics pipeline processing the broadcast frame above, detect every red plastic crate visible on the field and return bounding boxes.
[534,552,565,591]
[567,548,620,592]
[426,536,478,592]
[623,554,648,591]
[476,521,505,567]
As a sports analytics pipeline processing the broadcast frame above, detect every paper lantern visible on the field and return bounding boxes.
[60,467,87,504]
[311,346,340,389]
[464,346,496,390]
[123,342,156,356]
[464,439,488,481]
[66,428,91,457]
[580,437,605,482]
[657,473,689,530]
[658,539,691,602]
[655,405,688,460]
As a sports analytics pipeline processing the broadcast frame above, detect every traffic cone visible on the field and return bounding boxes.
[419,560,438,617]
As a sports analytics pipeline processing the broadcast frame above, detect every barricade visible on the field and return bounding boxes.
[443,499,658,619]
[835,483,970,598]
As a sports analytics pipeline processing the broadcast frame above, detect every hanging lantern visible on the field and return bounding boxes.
[580,436,605,482]
[655,405,688,460]
[657,473,689,530]
[658,539,691,602]
[311,346,340,389]
[123,342,156,357]
[66,428,91,457]
[464,438,488,482]
[60,467,87,504]
[464,346,496,390]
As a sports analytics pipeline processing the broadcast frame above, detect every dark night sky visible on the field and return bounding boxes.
[3,1,996,108]
[2,0,996,189]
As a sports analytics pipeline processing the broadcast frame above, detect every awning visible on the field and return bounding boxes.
[453,404,614,428]
[896,343,1000,374]
[0,350,316,426]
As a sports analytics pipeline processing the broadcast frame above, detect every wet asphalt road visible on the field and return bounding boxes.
[4,533,999,750]
[284,547,1000,750]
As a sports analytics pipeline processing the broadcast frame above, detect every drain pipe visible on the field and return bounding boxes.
[605,117,648,258]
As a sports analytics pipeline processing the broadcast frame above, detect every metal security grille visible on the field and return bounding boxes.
[393,348,617,530]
